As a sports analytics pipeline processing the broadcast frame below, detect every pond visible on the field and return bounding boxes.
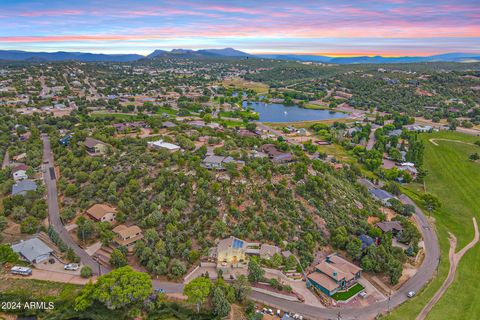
[243,101,348,123]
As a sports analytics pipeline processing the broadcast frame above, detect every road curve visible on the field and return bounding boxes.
[250,195,440,320]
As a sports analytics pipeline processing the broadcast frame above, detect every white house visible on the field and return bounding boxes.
[147,140,181,152]
[12,164,28,181]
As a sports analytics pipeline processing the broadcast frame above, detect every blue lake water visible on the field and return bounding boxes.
[243,101,348,123]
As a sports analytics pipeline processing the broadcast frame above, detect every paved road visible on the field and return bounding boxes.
[41,134,109,275]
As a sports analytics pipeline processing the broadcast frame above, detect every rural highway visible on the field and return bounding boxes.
[41,134,440,319]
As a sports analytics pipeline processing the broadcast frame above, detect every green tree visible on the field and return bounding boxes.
[212,286,231,317]
[75,266,152,311]
[110,248,127,268]
[169,259,186,279]
[20,216,40,234]
[232,275,251,303]
[422,193,441,213]
[346,237,363,260]
[80,266,93,278]
[0,216,9,232]
[76,216,96,242]
[469,152,480,161]
[271,252,283,268]
[0,244,20,265]
[183,276,212,313]
[248,257,264,283]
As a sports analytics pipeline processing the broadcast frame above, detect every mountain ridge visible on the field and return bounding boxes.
[0,49,478,64]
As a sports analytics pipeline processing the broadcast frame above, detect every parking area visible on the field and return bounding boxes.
[34,256,82,276]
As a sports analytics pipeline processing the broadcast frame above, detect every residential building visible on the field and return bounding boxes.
[307,253,362,296]
[201,155,244,170]
[12,164,28,181]
[12,180,37,196]
[112,225,143,250]
[359,234,374,250]
[259,244,281,260]
[376,221,403,235]
[215,236,260,266]
[84,137,108,155]
[147,140,181,152]
[369,188,396,206]
[12,238,53,264]
[86,204,117,223]
[261,144,294,163]
[113,121,147,132]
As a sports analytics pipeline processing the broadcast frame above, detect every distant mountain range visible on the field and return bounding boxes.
[0,49,478,64]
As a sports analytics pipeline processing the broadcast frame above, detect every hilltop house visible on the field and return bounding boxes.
[84,137,108,155]
[12,238,53,264]
[86,204,117,223]
[112,224,143,251]
[307,253,362,297]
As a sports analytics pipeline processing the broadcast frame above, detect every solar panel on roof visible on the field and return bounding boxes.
[233,238,244,249]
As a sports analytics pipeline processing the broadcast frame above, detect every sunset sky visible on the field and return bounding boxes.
[0,0,479,56]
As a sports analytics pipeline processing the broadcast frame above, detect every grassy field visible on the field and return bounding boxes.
[386,131,480,320]
[221,78,269,93]
[264,117,353,129]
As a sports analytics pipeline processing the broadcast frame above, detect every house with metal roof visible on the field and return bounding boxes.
[12,238,53,264]
[147,140,181,152]
[369,188,396,206]
[12,179,37,196]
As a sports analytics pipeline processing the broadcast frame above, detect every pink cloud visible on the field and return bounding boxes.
[19,9,83,17]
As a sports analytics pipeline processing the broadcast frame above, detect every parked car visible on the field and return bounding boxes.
[64,263,79,271]
[407,291,416,298]
[155,288,166,294]
[11,266,32,276]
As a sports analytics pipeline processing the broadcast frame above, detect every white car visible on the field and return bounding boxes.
[407,291,416,298]
[64,263,79,271]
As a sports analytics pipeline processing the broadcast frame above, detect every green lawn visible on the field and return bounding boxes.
[385,131,480,320]
[331,283,364,301]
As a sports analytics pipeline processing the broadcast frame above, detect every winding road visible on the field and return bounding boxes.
[41,134,441,319]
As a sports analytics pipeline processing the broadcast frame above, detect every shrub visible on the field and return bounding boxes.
[80,266,93,278]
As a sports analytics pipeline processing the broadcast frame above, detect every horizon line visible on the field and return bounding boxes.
[2,48,479,58]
